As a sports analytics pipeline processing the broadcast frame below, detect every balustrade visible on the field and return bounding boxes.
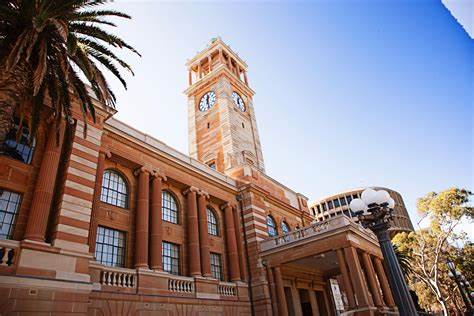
[218,282,237,296]
[99,268,136,288]
[0,240,18,267]
[168,276,195,293]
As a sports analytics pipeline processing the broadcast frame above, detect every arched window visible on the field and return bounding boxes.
[2,118,35,164]
[267,215,277,237]
[206,207,218,236]
[100,170,128,208]
[162,191,178,224]
[281,221,290,235]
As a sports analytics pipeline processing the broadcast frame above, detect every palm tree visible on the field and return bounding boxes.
[394,243,413,279]
[0,0,139,145]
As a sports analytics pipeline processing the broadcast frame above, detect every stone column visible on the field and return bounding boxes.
[135,167,150,268]
[222,203,241,281]
[197,61,202,79]
[266,266,279,315]
[150,172,166,270]
[362,252,384,308]
[373,256,396,308]
[88,150,109,253]
[188,70,192,85]
[290,285,303,316]
[233,204,247,281]
[208,55,212,72]
[197,190,211,277]
[244,71,249,85]
[24,120,65,242]
[343,247,372,308]
[183,187,201,276]
[336,249,356,308]
[308,290,321,316]
[273,266,289,316]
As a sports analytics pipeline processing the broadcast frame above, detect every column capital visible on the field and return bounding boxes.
[152,170,167,181]
[134,166,151,176]
[99,149,112,159]
[197,190,210,199]
[182,186,199,195]
[220,202,236,211]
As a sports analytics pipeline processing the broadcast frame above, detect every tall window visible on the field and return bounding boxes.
[101,170,128,208]
[162,191,178,224]
[267,215,277,237]
[0,190,21,239]
[281,221,290,235]
[2,118,35,164]
[346,195,353,204]
[210,253,223,280]
[95,226,125,267]
[328,200,334,209]
[340,197,347,206]
[334,199,340,208]
[206,207,218,236]
[162,241,180,275]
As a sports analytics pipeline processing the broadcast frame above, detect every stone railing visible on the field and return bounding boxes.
[99,266,136,288]
[260,216,353,252]
[218,282,237,296]
[0,239,19,267]
[168,275,195,293]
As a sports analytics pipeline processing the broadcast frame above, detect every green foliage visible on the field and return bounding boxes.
[0,0,139,141]
[392,188,473,315]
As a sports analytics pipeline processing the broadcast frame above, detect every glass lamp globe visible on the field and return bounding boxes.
[361,188,377,205]
[374,190,391,205]
[349,198,367,212]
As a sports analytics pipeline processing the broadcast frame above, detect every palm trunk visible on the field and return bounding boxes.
[0,64,28,147]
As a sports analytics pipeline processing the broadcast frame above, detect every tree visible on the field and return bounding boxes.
[392,188,473,315]
[0,0,139,145]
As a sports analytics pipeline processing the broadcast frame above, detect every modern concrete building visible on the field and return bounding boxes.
[0,38,399,315]
[310,187,414,237]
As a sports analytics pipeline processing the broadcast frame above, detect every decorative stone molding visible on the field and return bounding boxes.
[182,186,199,196]
[134,166,151,176]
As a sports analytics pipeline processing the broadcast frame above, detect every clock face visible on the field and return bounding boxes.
[199,91,216,112]
[232,91,246,112]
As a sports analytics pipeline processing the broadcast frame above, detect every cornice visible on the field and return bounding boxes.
[183,65,255,97]
[103,118,238,193]
[186,38,248,70]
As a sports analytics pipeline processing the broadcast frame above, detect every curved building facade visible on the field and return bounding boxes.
[310,187,414,237]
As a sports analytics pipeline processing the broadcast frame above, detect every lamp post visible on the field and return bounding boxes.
[349,188,417,316]
[447,259,473,314]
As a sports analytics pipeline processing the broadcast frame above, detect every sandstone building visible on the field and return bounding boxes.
[0,38,405,315]
[310,188,414,238]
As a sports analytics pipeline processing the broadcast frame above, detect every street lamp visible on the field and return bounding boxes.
[446,259,473,314]
[349,188,418,316]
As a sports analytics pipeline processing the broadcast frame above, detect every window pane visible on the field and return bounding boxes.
[267,216,277,237]
[210,253,223,280]
[162,241,180,275]
[1,118,36,164]
[162,191,178,224]
[0,190,21,239]
[206,208,218,235]
[95,226,125,267]
[100,170,128,208]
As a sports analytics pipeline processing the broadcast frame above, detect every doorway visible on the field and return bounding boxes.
[299,289,312,316]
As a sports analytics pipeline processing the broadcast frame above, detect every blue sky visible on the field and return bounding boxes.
[105,1,473,230]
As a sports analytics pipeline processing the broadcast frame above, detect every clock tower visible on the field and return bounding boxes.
[185,38,265,173]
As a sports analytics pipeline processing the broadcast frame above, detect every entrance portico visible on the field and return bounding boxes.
[260,216,398,316]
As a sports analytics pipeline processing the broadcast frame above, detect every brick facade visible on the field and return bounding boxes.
[0,38,399,315]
